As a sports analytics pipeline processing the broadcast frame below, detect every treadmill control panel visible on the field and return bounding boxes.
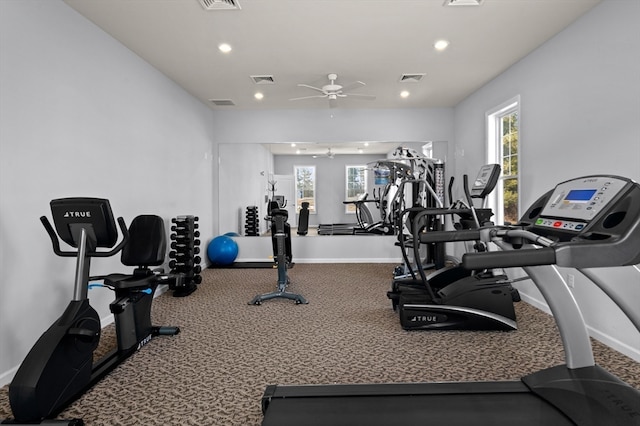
[537,176,628,229]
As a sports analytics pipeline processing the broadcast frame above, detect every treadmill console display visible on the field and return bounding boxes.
[535,176,628,231]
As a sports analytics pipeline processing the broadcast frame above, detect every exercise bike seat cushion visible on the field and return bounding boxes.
[121,215,166,267]
[102,215,166,290]
[104,270,158,290]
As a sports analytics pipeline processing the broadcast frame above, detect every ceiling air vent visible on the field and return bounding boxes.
[400,73,426,83]
[198,0,241,11]
[209,99,236,106]
[443,0,483,6]
[250,75,275,85]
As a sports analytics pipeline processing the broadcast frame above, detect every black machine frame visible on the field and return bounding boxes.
[389,164,519,331]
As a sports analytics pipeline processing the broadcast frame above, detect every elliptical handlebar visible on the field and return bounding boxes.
[40,215,129,258]
[462,174,481,228]
[463,246,556,269]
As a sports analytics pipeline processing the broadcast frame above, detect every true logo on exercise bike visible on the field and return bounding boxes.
[136,334,152,351]
[63,211,92,218]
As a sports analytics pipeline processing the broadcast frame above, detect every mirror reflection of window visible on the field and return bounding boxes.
[345,165,368,213]
[294,165,316,214]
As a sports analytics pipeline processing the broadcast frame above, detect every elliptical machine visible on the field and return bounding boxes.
[4,198,180,425]
[248,201,308,305]
[388,164,519,331]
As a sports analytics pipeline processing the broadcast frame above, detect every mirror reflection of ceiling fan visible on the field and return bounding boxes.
[312,147,336,159]
[290,73,376,108]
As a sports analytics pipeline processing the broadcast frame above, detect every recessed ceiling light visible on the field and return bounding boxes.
[254,92,264,100]
[291,143,296,147]
[400,91,410,98]
[434,39,450,51]
[218,43,232,53]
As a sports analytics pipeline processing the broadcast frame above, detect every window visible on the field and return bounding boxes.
[294,165,316,214]
[487,96,520,225]
[345,165,368,213]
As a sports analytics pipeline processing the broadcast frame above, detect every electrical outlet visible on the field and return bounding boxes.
[567,274,575,288]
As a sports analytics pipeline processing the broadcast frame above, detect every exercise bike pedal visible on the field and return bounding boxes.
[153,326,181,336]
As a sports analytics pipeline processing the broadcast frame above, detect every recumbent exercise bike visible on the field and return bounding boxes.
[4,198,180,425]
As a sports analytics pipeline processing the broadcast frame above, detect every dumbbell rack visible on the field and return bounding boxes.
[245,206,260,236]
[169,215,202,297]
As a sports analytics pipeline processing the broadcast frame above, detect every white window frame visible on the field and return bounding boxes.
[294,165,316,214]
[486,95,520,225]
[345,165,368,214]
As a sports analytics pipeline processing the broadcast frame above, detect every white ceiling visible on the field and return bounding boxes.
[63,0,600,111]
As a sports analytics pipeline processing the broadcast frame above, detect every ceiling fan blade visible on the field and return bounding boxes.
[346,93,376,100]
[297,84,325,93]
[340,81,366,92]
[290,94,328,101]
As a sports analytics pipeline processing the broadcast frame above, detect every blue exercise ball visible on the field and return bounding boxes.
[207,235,239,265]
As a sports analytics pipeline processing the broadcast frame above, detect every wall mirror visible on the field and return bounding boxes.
[217,141,447,237]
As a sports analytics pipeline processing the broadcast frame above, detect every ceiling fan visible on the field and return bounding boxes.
[290,73,376,108]
[312,147,336,159]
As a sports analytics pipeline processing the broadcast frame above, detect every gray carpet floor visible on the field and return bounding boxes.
[1,263,638,425]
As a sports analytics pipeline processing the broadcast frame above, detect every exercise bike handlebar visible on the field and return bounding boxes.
[40,215,129,258]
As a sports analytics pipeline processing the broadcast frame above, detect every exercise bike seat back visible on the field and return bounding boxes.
[104,215,166,290]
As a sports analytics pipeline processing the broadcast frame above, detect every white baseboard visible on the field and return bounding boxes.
[0,366,18,388]
[223,258,400,264]
[519,293,640,362]
[587,325,640,362]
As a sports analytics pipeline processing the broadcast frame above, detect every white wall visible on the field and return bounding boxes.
[0,0,215,383]
[218,143,273,235]
[453,0,640,360]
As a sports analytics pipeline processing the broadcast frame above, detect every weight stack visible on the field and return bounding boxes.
[245,206,260,236]
[168,215,202,297]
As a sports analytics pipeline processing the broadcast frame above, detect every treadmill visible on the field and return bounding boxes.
[258,174,640,426]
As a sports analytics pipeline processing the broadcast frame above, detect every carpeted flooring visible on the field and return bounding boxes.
[1,264,638,425]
